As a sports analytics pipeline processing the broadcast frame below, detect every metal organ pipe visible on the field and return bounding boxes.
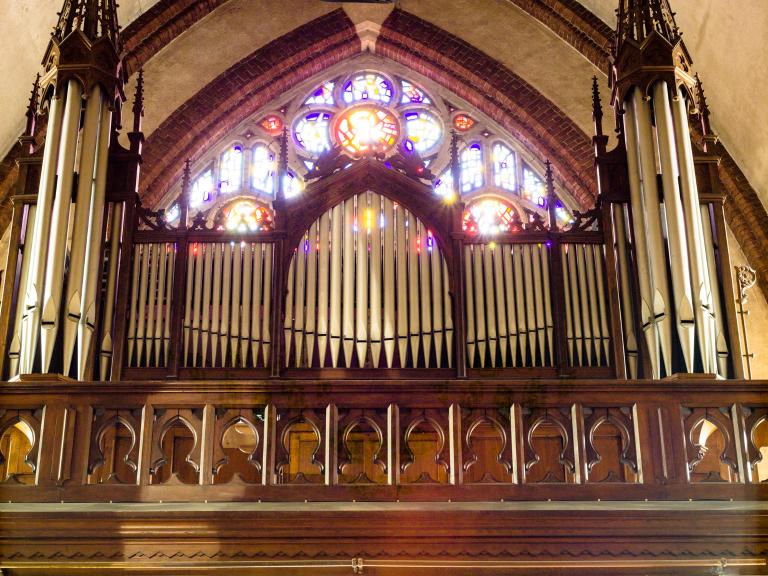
[21,87,65,373]
[671,87,718,374]
[369,194,383,368]
[40,79,83,373]
[625,89,663,378]
[8,206,37,377]
[418,221,432,366]
[382,199,396,368]
[653,81,695,373]
[77,93,112,379]
[355,195,369,367]
[407,212,420,366]
[699,205,729,377]
[62,85,102,375]
[329,204,342,367]
[395,204,408,367]
[317,212,331,368]
[305,223,318,367]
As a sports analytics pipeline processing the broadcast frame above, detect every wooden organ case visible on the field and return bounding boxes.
[0,0,766,574]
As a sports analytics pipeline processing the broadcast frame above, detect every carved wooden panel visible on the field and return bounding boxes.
[212,407,264,485]
[460,407,514,483]
[741,405,768,483]
[681,406,738,483]
[336,408,388,484]
[149,407,203,485]
[0,407,42,485]
[87,407,143,485]
[583,406,639,483]
[398,408,451,484]
[274,408,325,484]
[521,406,576,483]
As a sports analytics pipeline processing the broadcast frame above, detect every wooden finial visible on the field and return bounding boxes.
[592,76,604,138]
[179,159,192,229]
[23,74,41,146]
[276,127,289,202]
[132,68,144,135]
[449,129,460,197]
[545,160,559,231]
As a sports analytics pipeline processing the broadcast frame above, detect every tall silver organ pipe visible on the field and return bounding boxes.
[284,193,453,369]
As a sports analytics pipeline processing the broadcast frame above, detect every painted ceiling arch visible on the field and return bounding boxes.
[138,8,597,212]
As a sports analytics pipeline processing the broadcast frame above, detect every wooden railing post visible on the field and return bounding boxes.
[549,237,570,375]
[166,161,191,379]
[109,197,136,381]
[602,200,628,378]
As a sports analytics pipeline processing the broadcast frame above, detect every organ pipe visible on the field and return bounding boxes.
[329,204,342,367]
[20,87,65,374]
[369,194,383,368]
[382,198,396,368]
[8,206,37,377]
[653,81,695,373]
[40,79,83,372]
[671,87,717,373]
[62,86,102,375]
[305,223,318,367]
[624,90,661,378]
[633,90,674,376]
[355,195,369,366]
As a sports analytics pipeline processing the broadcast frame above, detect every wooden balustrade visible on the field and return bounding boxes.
[0,378,766,502]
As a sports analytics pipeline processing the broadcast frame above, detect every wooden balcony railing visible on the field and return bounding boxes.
[0,378,766,503]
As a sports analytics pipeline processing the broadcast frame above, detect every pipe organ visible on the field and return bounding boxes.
[0,0,748,384]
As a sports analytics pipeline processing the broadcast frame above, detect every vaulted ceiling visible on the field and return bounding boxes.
[1,0,766,221]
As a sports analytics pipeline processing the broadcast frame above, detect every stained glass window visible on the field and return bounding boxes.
[453,114,474,131]
[190,169,214,207]
[460,143,483,193]
[224,200,273,232]
[219,146,243,194]
[523,165,546,206]
[294,112,332,155]
[335,107,400,155]
[251,144,275,195]
[283,171,302,199]
[492,143,516,191]
[342,73,393,104]
[305,81,335,105]
[404,110,442,154]
[401,80,430,104]
[260,115,283,133]
[462,198,519,235]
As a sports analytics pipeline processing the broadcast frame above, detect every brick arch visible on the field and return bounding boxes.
[140,9,599,210]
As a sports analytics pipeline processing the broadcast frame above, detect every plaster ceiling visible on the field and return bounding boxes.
[1,0,766,212]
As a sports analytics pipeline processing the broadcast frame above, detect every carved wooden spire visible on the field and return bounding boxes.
[615,0,679,55]
[545,160,559,231]
[592,76,604,138]
[25,74,41,138]
[132,69,145,134]
[53,0,121,51]
[610,0,693,108]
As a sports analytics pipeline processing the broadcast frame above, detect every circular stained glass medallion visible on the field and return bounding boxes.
[335,107,400,155]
